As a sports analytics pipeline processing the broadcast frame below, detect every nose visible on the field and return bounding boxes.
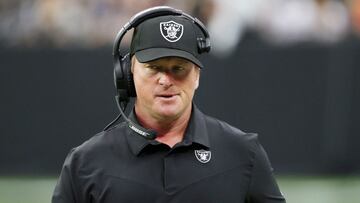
[158,72,173,87]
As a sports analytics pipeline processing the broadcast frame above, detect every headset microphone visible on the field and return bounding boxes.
[116,96,157,140]
[103,96,157,140]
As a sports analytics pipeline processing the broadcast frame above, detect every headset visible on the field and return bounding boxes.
[113,6,211,102]
[104,6,211,138]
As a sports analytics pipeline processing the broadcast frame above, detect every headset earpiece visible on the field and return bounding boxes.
[197,37,211,54]
[121,54,136,98]
[114,53,136,102]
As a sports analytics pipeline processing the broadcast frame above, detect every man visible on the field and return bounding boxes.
[52,6,286,203]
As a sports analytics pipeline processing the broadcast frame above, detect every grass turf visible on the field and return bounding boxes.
[0,176,359,203]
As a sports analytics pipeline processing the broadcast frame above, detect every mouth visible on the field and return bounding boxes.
[156,94,179,99]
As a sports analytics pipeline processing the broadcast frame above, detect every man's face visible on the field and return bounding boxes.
[132,56,200,122]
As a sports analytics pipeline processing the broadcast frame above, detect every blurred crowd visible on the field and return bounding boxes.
[0,0,359,54]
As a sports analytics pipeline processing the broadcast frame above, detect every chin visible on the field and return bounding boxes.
[157,107,181,118]
[154,104,184,119]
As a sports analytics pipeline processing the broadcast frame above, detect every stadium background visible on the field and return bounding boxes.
[1,0,360,202]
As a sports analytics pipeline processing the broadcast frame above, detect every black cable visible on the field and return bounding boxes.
[103,96,128,131]
[103,96,156,139]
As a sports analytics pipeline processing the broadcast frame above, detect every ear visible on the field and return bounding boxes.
[194,67,200,90]
[131,56,136,73]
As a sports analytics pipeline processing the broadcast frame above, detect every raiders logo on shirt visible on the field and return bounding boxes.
[194,149,211,163]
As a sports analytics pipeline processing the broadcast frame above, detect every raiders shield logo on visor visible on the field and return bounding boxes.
[160,21,184,42]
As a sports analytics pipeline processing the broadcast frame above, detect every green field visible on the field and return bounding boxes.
[0,176,359,203]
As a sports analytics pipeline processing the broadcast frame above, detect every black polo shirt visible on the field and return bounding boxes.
[52,105,285,203]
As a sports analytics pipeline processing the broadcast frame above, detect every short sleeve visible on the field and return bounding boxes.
[245,139,286,203]
[52,149,78,203]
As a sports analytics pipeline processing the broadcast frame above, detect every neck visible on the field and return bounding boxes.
[134,105,192,147]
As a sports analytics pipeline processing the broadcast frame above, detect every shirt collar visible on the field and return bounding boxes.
[125,104,210,156]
